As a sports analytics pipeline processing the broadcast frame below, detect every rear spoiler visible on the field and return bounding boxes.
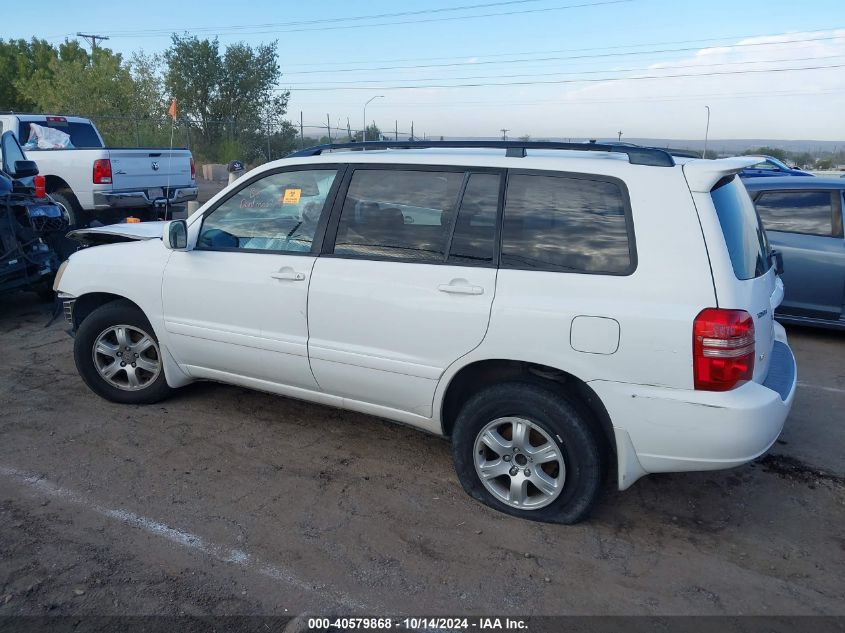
[683,156,764,193]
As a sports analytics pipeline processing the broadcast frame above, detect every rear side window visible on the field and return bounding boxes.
[755,191,834,236]
[333,169,465,262]
[501,173,633,274]
[448,173,499,265]
[710,177,770,280]
[18,120,104,148]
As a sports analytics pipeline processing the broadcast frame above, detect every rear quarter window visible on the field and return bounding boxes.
[501,172,634,275]
[710,176,770,280]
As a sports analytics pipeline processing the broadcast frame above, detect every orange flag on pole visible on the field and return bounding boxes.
[168,99,177,120]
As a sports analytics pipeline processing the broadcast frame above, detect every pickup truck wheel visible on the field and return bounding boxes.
[74,301,172,404]
[451,382,605,524]
[50,190,85,229]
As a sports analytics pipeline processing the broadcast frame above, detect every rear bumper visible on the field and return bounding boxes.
[93,185,197,209]
[591,339,797,490]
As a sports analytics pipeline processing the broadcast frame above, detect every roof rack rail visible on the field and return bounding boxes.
[286,140,676,167]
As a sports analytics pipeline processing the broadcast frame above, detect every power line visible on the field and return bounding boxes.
[278,62,845,91]
[76,32,110,50]
[79,0,550,36]
[278,26,845,68]
[358,88,845,108]
[281,54,845,86]
[78,0,632,38]
[279,34,845,75]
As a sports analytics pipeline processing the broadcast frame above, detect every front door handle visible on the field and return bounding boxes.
[270,268,306,281]
[438,281,484,295]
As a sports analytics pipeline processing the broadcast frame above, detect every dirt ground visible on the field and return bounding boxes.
[0,292,843,618]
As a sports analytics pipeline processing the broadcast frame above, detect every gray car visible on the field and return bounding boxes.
[744,176,845,329]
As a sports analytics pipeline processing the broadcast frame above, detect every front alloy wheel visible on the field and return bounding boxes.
[74,300,172,404]
[92,324,162,391]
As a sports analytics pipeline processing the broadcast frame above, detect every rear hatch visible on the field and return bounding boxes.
[108,149,193,190]
[707,174,777,383]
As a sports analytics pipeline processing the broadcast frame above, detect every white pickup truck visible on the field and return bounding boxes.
[0,114,197,227]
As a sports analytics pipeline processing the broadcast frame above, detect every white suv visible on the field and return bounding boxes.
[55,141,797,524]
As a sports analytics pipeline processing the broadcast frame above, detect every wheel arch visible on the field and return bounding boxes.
[71,292,142,330]
[439,359,616,459]
[44,175,73,195]
[71,291,192,389]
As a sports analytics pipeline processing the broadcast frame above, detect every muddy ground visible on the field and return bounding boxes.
[0,292,843,618]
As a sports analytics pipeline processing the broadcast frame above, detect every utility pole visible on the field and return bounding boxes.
[500,129,509,141]
[618,131,623,141]
[395,120,398,141]
[77,33,110,52]
[410,121,414,141]
[326,114,332,142]
[346,118,352,142]
[703,105,711,159]
[299,111,304,149]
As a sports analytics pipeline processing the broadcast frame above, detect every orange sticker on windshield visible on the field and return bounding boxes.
[282,188,302,204]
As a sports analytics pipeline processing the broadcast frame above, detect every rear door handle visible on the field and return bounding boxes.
[270,269,306,281]
[438,282,484,295]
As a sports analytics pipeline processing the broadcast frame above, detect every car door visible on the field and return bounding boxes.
[754,189,845,319]
[161,166,343,388]
[307,166,502,417]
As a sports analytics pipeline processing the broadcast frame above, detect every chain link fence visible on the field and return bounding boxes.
[92,116,426,170]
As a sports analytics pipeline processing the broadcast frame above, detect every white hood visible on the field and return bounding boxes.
[68,221,168,242]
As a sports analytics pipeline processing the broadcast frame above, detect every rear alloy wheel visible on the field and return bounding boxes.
[74,301,172,404]
[473,416,565,510]
[452,382,605,524]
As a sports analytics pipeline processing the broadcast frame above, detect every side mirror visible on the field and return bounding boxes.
[165,220,188,250]
[13,160,39,178]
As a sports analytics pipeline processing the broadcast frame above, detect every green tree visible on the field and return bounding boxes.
[0,38,59,111]
[742,146,788,162]
[17,44,146,144]
[354,123,382,142]
[163,34,289,162]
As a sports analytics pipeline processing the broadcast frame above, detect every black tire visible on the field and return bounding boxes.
[50,189,86,229]
[451,381,605,524]
[73,300,172,404]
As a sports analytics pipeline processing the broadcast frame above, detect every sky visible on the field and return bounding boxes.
[3,0,844,141]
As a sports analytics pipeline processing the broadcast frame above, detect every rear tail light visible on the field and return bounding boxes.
[93,159,112,184]
[190,156,196,181]
[33,175,46,198]
[693,308,755,391]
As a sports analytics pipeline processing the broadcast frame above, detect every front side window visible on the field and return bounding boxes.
[755,191,834,236]
[711,176,770,280]
[501,173,633,274]
[333,169,465,262]
[198,169,338,253]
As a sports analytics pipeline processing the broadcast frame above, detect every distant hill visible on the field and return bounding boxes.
[595,138,843,153]
[444,137,842,153]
